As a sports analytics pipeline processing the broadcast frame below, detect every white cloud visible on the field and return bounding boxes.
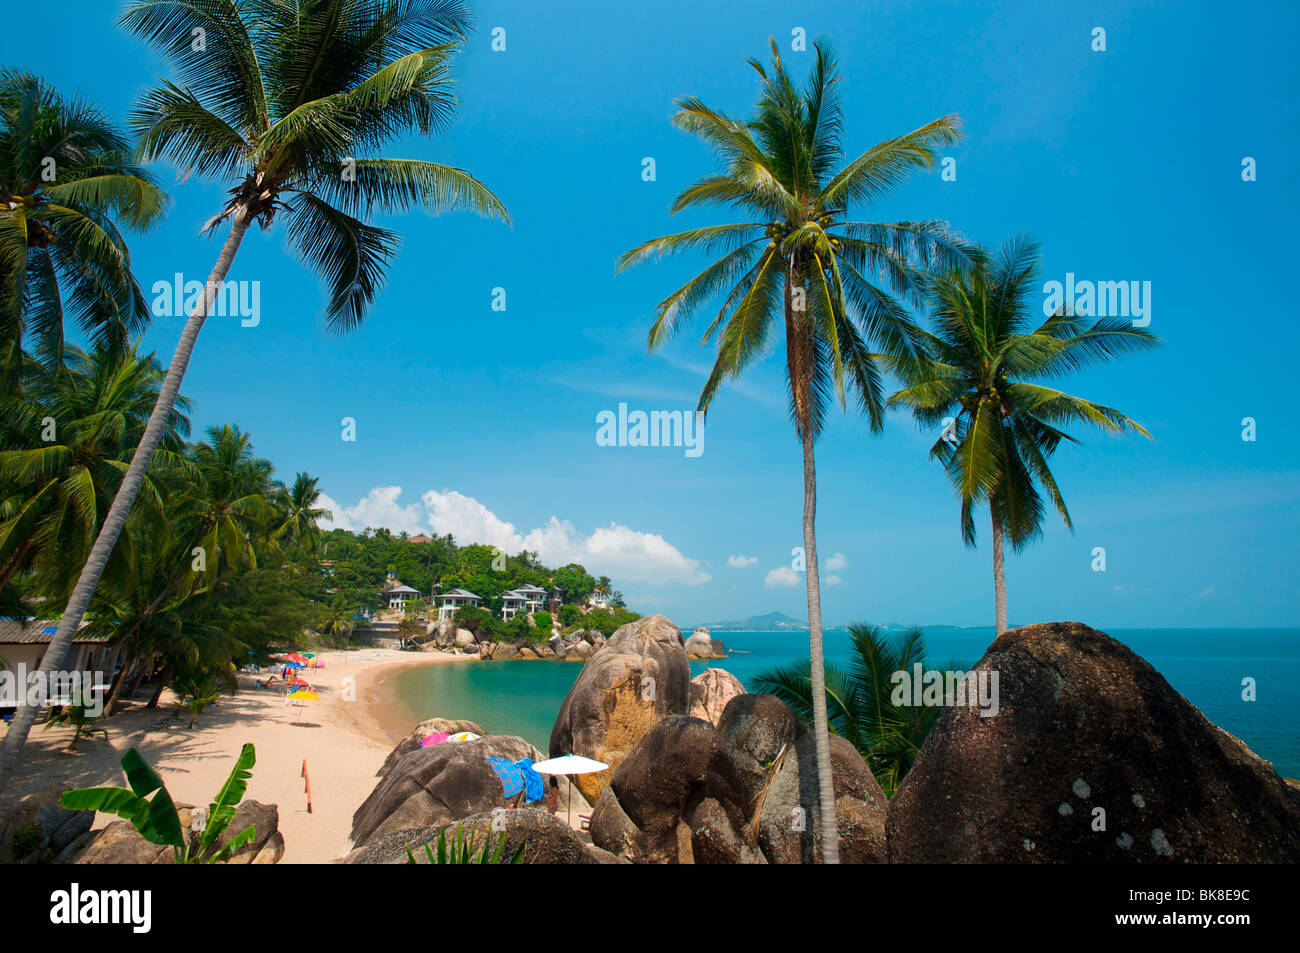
[728,555,758,569]
[421,489,524,554]
[825,552,848,571]
[317,486,426,535]
[823,574,842,587]
[764,566,800,588]
[323,486,708,586]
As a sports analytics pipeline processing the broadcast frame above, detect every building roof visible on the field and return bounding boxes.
[0,618,105,645]
[408,535,432,543]
[387,585,420,594]
[501,590,526,601]
[438,589,481,601]
[516,584,548,594]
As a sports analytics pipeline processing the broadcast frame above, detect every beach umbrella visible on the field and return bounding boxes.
[286,654,309,664]
[531,754,609,826]
[447,731,480,742]
[284,661,303,669]
[286,689,318,725]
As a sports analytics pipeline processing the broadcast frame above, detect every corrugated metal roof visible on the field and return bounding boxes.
[0,618,107,645]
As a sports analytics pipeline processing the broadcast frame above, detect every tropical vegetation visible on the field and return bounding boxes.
[62,743,258,864]
[886,237,1158,634]
[618,37,971,863]
[753,623,967,795]
[0,0,510,792]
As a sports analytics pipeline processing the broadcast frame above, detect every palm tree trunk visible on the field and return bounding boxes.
[103,647,138,714]
[801,424,841,864]
[0,208,252,796]
[992,508,1008,635]
[146,662,172,710]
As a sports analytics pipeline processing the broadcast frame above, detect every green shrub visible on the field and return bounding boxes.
[532,611,553,632]
[62,744,258,864]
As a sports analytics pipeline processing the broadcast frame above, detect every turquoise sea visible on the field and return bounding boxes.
[389,627,1300,779]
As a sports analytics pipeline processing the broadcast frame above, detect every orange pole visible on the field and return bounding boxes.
[301,758,312,814]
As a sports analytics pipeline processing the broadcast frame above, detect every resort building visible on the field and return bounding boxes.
[382,572,420,610]
[0,619,124,707]
[500,584,549,620]
[408,534,432,544]
[588,589,611,609]
[436,588,483,621]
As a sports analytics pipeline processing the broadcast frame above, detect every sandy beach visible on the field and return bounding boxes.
[1,650,474,863]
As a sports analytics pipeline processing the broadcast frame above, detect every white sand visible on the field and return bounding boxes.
[1,650,475,863]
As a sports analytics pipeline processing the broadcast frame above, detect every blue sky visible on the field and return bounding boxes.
[5,1,1298,628]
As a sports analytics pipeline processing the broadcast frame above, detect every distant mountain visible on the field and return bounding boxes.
[687,610,809,632]
[685,614,1001,633]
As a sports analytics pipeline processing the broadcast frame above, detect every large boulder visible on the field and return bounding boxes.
[71,801,283,864]
[352,734,589,848]
[689,668,745,726]
[561,639,593,660]
[549,614,691,803]
[346,808,605,865]
[589,715,715,863]
[888,621,1300,863]
[687,694,887,864]
[0,785,94,864]
[377,716,487,778]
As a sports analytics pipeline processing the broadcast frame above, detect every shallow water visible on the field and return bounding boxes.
[389,627,1300,778]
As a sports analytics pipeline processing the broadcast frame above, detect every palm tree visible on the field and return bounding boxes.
[753,623,966,795]
[274,472,331,552]
[616,38,967,862]
[0,71,166,384]
[888,236,1160,633]
[178,424,276,580]
[0,343,191,597]
[0,0,509,793]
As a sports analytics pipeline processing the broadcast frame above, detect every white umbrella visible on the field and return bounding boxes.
[532,755,609,826]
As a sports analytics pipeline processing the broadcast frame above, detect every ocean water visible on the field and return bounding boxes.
[390,627,1300,779]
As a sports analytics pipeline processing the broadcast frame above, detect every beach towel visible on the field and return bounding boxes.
[487,756,525,798]
[420,732,450,748]
[515,758,544,803]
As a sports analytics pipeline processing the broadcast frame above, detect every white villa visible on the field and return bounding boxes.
[501,584,548,620]
[436,588,483,622]
[382,572,421,610]
[587,589,611,609]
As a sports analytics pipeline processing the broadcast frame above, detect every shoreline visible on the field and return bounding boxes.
[350,650,479,747]
[1,648,476,864]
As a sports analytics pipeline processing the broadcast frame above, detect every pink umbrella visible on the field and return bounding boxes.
[420,732,450,748]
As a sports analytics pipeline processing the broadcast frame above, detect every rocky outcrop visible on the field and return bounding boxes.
[685,694,887,864]
[689,668,745,726]
[561,639,593,660]
[71,801,284,864]
[352,733,589,848]
[549,614,691,803]
[586,693,886,864]
[0,785,94,864]
[685,628,726,659]
[346,808,607,865]
[589,715,715,863]
[376,716,487,778]
[887,621,1300,863]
